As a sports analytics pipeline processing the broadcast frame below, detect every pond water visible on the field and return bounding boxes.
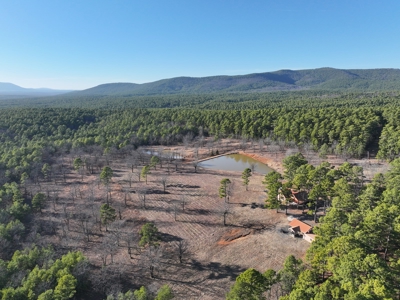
[199,154,273,174]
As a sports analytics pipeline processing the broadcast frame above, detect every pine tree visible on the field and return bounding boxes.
[241,168,252,191]
[219,178,231,202]
[100,203,116,231]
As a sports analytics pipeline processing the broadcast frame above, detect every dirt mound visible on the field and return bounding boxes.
[218,228,254,245]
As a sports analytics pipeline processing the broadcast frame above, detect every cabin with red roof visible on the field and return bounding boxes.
[288,219,315,243]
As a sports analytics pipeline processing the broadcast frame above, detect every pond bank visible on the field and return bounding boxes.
[238,151,284,174]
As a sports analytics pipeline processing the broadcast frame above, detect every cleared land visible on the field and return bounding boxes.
[29,139,387,299]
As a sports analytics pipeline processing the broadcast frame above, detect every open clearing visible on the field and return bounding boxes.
[31,140,387,299]
[31,145,309,299]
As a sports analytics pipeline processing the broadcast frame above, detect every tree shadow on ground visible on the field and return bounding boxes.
[167,183,200,189]
[191,260,246,281]
[184,208,212,215]
[146,188,170,195]
[160,232,182,242]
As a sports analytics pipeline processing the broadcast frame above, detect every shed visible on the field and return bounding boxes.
[290,189,308,205]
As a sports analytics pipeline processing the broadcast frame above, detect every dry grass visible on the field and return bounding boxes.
[31,139,388,299]
[30,149,308,299]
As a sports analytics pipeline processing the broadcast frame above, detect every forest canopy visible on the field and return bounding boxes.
[1,89,400,299]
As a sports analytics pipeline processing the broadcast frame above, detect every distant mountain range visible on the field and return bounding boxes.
[71,68,400,96]
[3,68,400,101]
[0,82,72,98]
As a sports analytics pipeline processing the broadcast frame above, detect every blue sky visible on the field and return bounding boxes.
[0,0,399,90]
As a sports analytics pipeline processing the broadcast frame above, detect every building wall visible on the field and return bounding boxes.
[303,234,314,243]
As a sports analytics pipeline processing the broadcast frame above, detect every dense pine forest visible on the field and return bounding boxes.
[1,89,400,299]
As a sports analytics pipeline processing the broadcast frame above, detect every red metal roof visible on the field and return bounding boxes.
[289,219,312,234]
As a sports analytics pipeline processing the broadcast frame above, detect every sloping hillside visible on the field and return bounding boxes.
[69,67,400,96]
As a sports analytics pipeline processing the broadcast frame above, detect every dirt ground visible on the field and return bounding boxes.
[32,139,388,299]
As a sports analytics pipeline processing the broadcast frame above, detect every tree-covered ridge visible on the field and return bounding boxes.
[2,90,400,110]
[20,67,400,99]
[1,104,400,184]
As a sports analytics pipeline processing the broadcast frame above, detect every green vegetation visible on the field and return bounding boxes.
[100,203,116,232]
[2,84,400,298]
[219,178,231,202]
[141,165,150,184]
[105,284,174,300]
[139,223,160,247]
[154,284,174,300]
[32,192,46,213]
[0,247,86,299]
[241,168,252,191]
[100,166,113,186]
[228,155,400,299]
[150,155,160,169]
[263,171,282,211]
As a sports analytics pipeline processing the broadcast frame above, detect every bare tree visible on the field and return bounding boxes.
[250,163,256,174]
[134,167,142,182]
[113,197,124,220]
[206,140,214,155]
[171,202,179,221]
[218,202,230,226]
[198,134,205,147]
[101,235,119,265]
[75,184,83,199]
[68,186,76,204]
[192,160,199,173]
[77,212,95,242]
[124,232,139,259]
[109,220,126,246]
[98,241,110,267]
[62,204,71,231]
[240,137,248,151]
[165,154,174,173]
[183,133,193,149]
[136,147,147,165]
[85,156,95,174]
[52,189,60,212]
[156,147,164,168]
[159,175,169,194]
[90,265,120,295]
[250,139,256,152]
[140,246,163,278]
[126,155,139,173]
[174,239,189,263]
[121,185,131,206]
[137,187,148,209]
[259,138,264,152]
[173,159,181,172]
[278,139,286,151]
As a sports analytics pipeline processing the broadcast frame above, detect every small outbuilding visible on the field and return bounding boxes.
[288,219,315,243]
[290,189,308,205]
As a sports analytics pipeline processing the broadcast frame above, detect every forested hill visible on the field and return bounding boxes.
[71,68,400,96]
[0,82,72,98]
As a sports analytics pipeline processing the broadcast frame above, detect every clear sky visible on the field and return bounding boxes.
[1,0,399,90]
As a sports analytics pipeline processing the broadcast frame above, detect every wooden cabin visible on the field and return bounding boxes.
[288,219,315,243]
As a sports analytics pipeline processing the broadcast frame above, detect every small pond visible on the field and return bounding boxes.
[199,154,273,174]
